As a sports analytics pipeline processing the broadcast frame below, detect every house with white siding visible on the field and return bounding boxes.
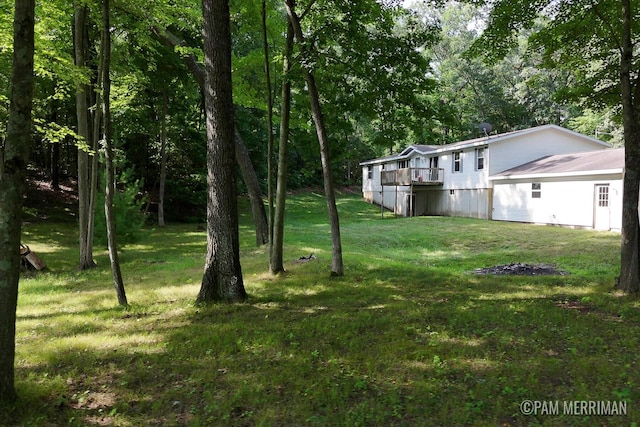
[491,148,624,230]
[361,124,622,230]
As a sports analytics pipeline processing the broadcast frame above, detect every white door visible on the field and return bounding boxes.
[594,184,610,230]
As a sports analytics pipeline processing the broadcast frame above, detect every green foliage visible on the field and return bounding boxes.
[468,0,640,121]
[94,168,148,247]
[13,193,636,425]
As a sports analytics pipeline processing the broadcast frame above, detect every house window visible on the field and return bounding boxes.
[367,165,373,180]
[532,183,541,199]
[429,156,439,168]
[453,152,462,172]
[598,185,609,207]
[398,160,409,169]
[476,147,485,170]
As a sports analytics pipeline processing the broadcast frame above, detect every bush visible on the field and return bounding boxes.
[94,168,148,247]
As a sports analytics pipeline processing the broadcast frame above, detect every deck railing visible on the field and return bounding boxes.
[381,168,444,186]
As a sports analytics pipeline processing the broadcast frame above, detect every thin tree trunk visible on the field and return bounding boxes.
[158,89,168,227]
[0,0,35,402]
[88,25,104,263]
[197,0,246,304]
[88,110,100,252]
[50,104,60,190]
[102,0,128,306]
[270,20,294,274]
[616,0,640,292]
[51,140,60,190]
[150,26,269,246]
[74,4,95,270]
[235,127,269,245]
[262,0,276,252]
[284,0,344,276]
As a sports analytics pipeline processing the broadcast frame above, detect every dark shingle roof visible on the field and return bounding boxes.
[494,148,624,177]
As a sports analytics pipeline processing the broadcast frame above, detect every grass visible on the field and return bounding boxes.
[3,191,639,426]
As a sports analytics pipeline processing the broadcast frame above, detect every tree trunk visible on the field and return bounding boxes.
[74,4,96,270]
[235,127,269,245]
[270,21,294,274]
[88,105,101,255]
[616,0,640,292]
[284,0,344,276]
[88,20,104,266]
[51,140,60,191]
[0,0,35,402]
[150,26,269,246]
[197,0,246,304]
[158,89,168,227]
[262,0,276,252]
[102,0,128,306]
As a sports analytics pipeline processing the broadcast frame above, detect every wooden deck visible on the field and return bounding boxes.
[381,168,444,186]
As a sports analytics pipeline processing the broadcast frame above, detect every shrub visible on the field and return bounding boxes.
[94,168,148,247]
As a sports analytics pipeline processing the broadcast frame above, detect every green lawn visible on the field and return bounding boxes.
[3,192,638,426]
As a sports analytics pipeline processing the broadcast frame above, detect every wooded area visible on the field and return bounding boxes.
[1,0,640,411]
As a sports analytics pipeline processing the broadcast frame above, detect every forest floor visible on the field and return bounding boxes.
[4,189,639,426]
[23,169,78,223]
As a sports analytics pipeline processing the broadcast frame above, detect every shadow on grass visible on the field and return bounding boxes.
[10,264,634,426]
[9,195,634,426]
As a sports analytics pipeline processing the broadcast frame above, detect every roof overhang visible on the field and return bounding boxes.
[490,168,623,181]
[359,125,612,167]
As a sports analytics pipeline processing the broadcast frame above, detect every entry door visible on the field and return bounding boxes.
[594,184,610,230]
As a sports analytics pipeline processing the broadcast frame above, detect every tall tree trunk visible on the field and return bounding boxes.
[262,0,276,252]
[88,106,101,254]
[235,127,269,245]
[158,89,168,227]
[102,0,128,306]
[51,140,60,191]
[150,26,269,246]
[74,4,96,270]
[284,0,344,276]
[88,23,104,266]
[197,0,246,303]
[616,0,640,292]
[270,21,294,274]
[0,0,35,402]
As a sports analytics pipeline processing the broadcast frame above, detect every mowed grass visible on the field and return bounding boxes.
[3,191,639,426]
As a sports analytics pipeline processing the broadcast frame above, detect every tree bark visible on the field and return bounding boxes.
[74,4,96,270]
[235,127,269,245]
[150,26,268,246]
[102,0,128,306]
[197,0,246,304]
[262,0,276,251]
[616,0,640,292]
[88,18,104,268]
[284,0,344,276]
[158,89,168,227]
[0,0,35,402]
[270,21,294,274]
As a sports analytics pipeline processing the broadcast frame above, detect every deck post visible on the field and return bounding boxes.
[394,184,397,218]
[410,182,413,217]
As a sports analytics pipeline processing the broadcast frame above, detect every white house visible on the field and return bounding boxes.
[491,148,624,230]
[361,124,622,230]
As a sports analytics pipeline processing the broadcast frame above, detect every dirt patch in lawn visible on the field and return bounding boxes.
[473,263,568,276]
